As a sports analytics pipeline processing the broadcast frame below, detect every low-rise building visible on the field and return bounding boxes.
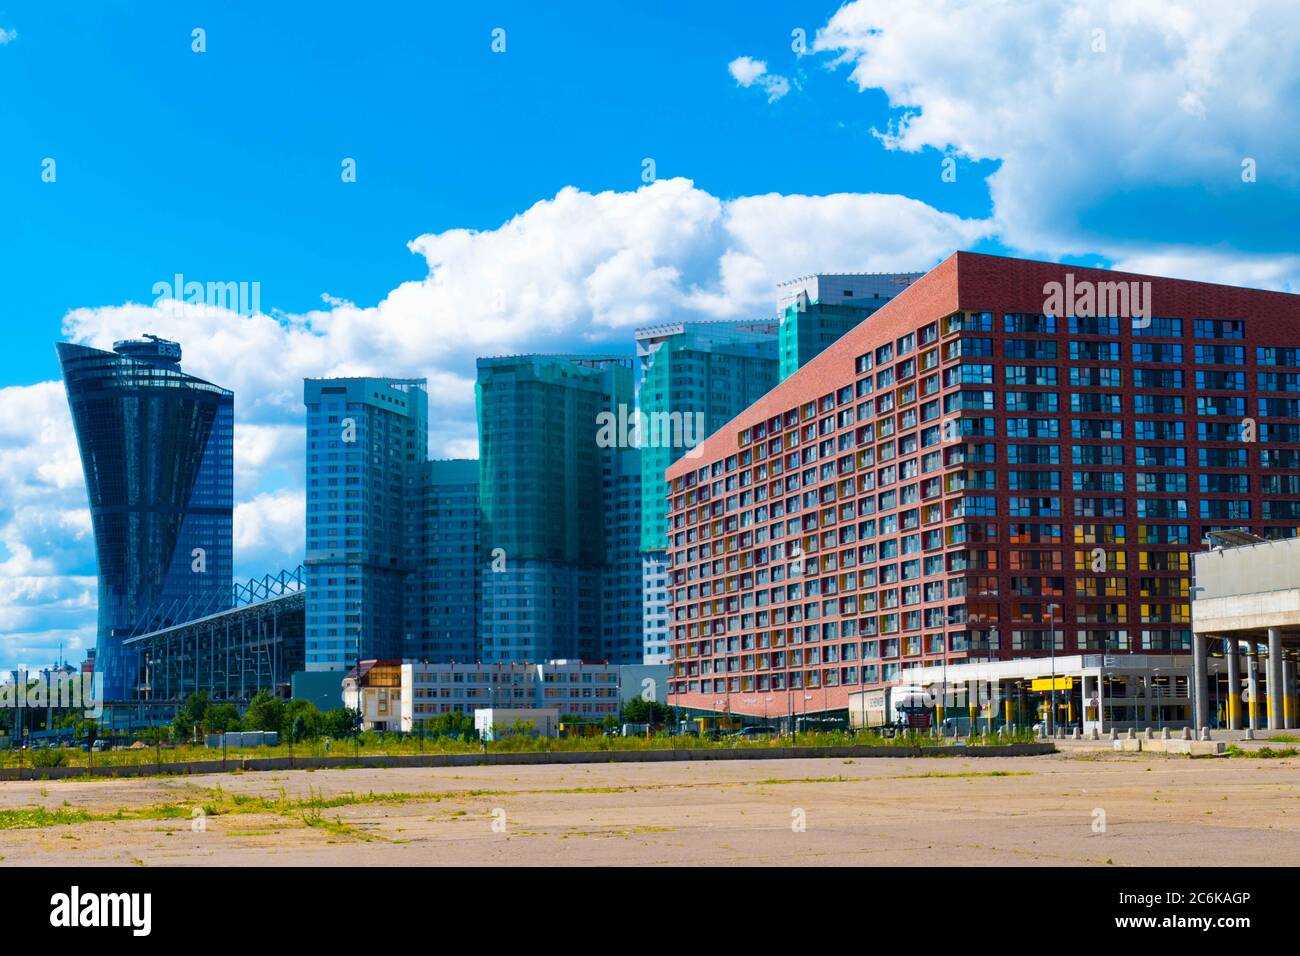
[474,708,559,740]
[1192,531,1300,731]
[344,660,673,732]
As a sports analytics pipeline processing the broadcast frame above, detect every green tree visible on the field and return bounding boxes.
[205,703,241,734]
[621,697,671,725]
[320,707,359,739]
[76,717,99,745]
[173,690,211,740]
[283,698,323,741]
[425,710,474,737]
[241,690,286,735]
[138,725,171,745]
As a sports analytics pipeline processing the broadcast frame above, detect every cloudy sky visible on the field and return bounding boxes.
[0,0,1296,672]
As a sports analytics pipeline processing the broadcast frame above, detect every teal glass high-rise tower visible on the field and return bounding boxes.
[634,321,781,662]
[476,354,639,663]
[776,272,924,380]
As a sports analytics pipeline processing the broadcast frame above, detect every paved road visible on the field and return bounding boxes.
[1,752,1297,866]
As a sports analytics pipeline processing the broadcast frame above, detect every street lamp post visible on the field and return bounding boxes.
[941,649,948,737]
[1047,603,1060,735]
[1159,665,1170,733]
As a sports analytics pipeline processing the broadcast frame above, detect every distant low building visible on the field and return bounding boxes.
[291,670,345,712]
[343,659,630,732]
[475,708,559,740]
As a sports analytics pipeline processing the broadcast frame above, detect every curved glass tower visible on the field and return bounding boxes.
[57,336,234,699]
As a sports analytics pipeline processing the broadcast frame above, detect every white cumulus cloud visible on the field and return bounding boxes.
[234,490,306,564]
[814,0,1300,280]
[728,55,792,103]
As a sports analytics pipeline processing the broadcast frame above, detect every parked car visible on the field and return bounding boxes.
[731,725,777,739]
[91,739,109,752]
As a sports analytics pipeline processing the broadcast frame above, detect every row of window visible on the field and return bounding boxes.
[947,313,1246,339]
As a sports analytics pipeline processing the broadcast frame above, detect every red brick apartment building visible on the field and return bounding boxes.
[664,252,1300,718]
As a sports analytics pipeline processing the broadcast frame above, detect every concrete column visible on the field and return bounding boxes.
[1287,659,1297,730]
[1247,647,1260,731]
[1269,629,1285,731]
[1226,638,1242,730]
[1192,631,1209,731]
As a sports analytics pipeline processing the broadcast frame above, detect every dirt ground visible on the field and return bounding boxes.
[1,751,1298,866]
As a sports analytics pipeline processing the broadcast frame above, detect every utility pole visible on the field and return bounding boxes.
[1047,603,1060,735]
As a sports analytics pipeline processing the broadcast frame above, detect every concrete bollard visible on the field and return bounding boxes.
[1245,727,1255,740]
[1181,727,1191,741]
[1089,728,1099,741]
[1126,728,1136,740]
[1145,727,1154,740]
[1109,729,1118,741]
[1161,728,1170,740]
[1199,727,1211,742]
[1072,728,1082,739]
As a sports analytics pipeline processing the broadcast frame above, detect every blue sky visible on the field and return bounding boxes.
[0,0,1002,386]
[2,0,1298,672]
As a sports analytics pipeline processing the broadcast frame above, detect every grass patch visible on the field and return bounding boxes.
[300,810,380,842]
[900,770,1032,779]
[0,727,1044,773]
[1225,744,1300,759]
[0,807,95,829]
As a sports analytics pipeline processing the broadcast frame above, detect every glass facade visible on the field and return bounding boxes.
[404,458,481,663]
[775,273,924,382]
[779,302,880,382]
[634,321,780,662]
[304,377,428,671]
[476,354,641,663]
[57,337,234,699]
[602,447,644,664]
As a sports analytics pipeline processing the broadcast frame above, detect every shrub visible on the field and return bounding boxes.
[28,748,68,768]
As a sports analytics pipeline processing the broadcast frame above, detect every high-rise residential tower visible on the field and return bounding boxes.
[634,321,781,662]
[404,458,481,663]
[601,447,644,664]
[777,272,924,381]
[58,336,234,699]
[476,354,639,663]
[665,252,1300,719]
[304,377,428,671]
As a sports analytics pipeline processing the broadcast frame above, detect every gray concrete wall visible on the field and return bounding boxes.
[1195,538,1300,600]
[0,743,1056,780]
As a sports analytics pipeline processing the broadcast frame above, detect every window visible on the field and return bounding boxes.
[1194,318,1245,339]
[1004,313,1057,334]
[1133,317,1183,338]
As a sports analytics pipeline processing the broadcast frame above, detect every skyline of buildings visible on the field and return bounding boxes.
[52,254,1300,711]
